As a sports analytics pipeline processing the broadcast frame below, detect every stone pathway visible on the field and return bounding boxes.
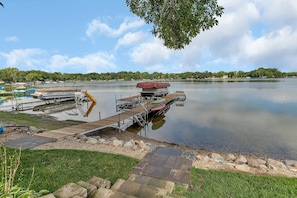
[131,146,193,187]
[3,136,55,149]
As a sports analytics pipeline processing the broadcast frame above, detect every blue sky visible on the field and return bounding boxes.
[0,0,297,74]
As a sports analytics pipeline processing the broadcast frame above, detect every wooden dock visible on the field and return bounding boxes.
[35,92,186,140]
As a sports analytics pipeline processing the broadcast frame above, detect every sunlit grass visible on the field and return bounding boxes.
[1,148,139,193]
[172,168,297,197]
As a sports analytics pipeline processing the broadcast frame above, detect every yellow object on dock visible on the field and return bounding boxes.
[82,90,97,103]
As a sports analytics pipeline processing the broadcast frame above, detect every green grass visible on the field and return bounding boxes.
[0,111,83,130]
[5,148,139,193]
[172,167,297,198]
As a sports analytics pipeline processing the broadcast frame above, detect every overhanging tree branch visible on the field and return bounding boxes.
[126,0,224,49]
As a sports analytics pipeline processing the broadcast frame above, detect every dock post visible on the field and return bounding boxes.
[118,113,121,133]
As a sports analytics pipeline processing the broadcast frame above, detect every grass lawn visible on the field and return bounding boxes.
[172,168,297,198]
[0,111,83,130]
[10,148,139,193]
[3,148,296,197]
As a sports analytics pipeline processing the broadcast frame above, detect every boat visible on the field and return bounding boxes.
[32,87,81,100]
[13,89,26,97]
[151,98,166,104]
[26,88,36,94]
[0,97,6,104]
[136,82,170,97]
[151,103,166,112]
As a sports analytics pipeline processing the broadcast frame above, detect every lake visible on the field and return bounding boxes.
[17,79,297,160]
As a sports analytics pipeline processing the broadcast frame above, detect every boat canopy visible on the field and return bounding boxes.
[136,82,170,89]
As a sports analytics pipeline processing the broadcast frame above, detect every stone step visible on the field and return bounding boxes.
[128,174,175,194]
[93,187,137,198]
[111,178,172,198]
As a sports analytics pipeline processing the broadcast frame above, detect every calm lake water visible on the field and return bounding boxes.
[28,79,297,160]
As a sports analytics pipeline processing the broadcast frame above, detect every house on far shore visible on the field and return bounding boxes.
[136,82,170,97]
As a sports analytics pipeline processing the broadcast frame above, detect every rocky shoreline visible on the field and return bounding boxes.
[1,125,297,178]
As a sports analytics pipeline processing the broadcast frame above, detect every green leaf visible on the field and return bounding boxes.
[126,0,224,49]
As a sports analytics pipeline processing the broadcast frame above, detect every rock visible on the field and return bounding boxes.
[202,155,214,163]
[74,133,85,139]
[284,160,297,166]
[37,128,47,133]
[29,126,39,133]
[235,155,247,164]
[82,136,89,141]
[247,158,259,168]
[267,159,287,170]
[53,183,87,198]
[86,137,98,144]
[110,137,118,141]
[257,158,266,165]
[138,140,148,150]
[98,138,106,143]
[268,164,278,171]
[225,162,236,169]
[40,193,56,198]
[209,153,224,161]
[289,168,297,172]
[259,164,268,172]
[235,164,250,172]
[226,154,236,161]
[196,154,203,161]
[112,139,124,147]
[123,140,134,148]
[77,181,97,198]
[88,176,111,189]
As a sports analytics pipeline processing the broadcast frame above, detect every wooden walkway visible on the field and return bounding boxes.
[35,93,185,140]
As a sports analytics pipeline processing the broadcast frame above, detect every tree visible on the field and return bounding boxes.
[126,0,224,49]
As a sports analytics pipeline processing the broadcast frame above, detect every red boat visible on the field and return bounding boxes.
[136,82,170,89]
[151,103,166,112]
[136,82,170,97]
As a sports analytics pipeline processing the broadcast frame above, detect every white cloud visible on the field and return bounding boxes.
[115,31,147,50]
[4,36,20,43]
[169,0,297,72]
[245,26,297,69]
[49,52,117,73]
[0,49,117,73]
[255,0,297,29]
[0,48,45,70]
[86,17,145,40]
[129,38,173,71]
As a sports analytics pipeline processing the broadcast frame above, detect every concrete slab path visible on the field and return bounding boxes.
[130,147,192,187]
[3,136,55,149]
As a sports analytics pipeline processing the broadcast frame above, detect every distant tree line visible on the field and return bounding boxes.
[0,67,296,83]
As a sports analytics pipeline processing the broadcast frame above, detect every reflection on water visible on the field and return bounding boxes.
[9,79,297,160]
[127,79,297,160]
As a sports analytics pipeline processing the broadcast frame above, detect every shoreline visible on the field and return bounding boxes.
[1,124,297,178]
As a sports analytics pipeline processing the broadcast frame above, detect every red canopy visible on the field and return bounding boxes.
[136,82,170,89]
